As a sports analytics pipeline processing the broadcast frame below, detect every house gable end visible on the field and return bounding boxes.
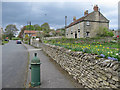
[99,12,109,22]
[84,11,109,22]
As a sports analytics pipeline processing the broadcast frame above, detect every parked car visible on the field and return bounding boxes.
[4,39,9,41]
[16,40,22,44]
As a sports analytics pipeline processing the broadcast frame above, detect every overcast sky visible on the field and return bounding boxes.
[1,0,119,32]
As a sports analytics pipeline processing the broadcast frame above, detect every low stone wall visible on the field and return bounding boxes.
[43,36,63,40]
[42,43,119,88]
[31,39,41,48]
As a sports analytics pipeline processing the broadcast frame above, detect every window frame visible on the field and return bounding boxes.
[86,21,90,26]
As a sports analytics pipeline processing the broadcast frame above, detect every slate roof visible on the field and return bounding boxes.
[66,11,94,28]
[24,30,36,34]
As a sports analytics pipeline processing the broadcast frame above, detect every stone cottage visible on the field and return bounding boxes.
[23,30,37,38]
[66,5,109,38]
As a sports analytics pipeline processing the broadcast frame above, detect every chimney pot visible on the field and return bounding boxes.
[84,10,88,16]
[73,16,76,21]
[93,5,98,11]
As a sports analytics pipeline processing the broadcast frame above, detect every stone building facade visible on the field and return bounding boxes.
[66,5,109,38]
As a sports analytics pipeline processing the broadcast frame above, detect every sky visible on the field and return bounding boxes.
[1,0,119,33]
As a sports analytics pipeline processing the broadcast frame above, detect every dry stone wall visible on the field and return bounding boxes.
[42,43,119,88]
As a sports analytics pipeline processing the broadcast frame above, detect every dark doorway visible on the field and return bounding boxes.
[75,31,77,38]
[86,32,90,37]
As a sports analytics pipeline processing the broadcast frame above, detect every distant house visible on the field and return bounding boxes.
[23,30,37,38]
[56,28,65,36]
[66,5,109,38]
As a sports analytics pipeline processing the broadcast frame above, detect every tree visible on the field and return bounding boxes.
[96,27,114,37]
[25,34,29,40]
[34,24,41,30]
[41,23,50,33]
[106,30,114,37]
[5,24,18,40]
[25,25,35,30]
[18,26,26,38]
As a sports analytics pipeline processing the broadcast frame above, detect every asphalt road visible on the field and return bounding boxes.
[2,40,28,88]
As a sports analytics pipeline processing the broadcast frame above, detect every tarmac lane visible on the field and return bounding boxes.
[2,40,28,88]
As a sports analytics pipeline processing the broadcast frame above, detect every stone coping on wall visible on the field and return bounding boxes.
[42,43,120,88]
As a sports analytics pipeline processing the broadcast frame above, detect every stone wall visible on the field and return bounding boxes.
[44,36,63,40]
[31,39,40,48]
[42,43,119,88]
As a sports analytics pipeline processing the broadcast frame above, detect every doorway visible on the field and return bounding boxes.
[75,31,77,38]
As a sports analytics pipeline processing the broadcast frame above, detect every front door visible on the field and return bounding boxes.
[75,31,77,38]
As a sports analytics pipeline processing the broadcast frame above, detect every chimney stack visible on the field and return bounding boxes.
[93,5,98,12]
[84,10,88,16]
[73,16,76,21]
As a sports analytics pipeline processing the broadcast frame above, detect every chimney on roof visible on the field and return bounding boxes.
[93,5,98,12]
[84,10,88,16]
[73,16,76,21]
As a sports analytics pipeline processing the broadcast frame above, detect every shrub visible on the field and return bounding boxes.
[110,40,117,43]
[83,48,91,53]
[12,37,20,40]
[25,41,28,44]
[73,47,83,51]
[96,27,114,37]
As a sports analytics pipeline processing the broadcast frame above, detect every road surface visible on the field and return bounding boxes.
[2,40,28,88]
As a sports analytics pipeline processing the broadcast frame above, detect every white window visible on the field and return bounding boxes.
[86,21,90,26]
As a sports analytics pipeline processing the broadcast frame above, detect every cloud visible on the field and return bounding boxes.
[2,1,119,31]
[110,24,118,30]
[50,24,64,29]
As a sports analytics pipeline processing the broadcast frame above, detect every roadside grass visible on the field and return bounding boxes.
[2,40,9,45]
[12,37,20,40]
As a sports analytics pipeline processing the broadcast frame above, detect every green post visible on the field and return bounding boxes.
[30,53,41,87]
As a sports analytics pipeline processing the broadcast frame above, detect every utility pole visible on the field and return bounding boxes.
[30,21,31,30]
[27,21,31,30]
[65,16,67,28]
[65,16,67,37]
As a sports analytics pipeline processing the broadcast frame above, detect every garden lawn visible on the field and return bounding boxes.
[44,38,120,61]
